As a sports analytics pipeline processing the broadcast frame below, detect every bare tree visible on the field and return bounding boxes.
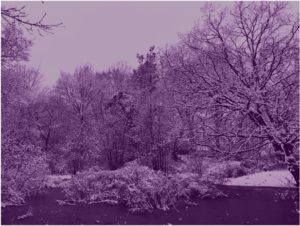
[1,4,62,67]
[1,5,62,35]
[164,2,299,185]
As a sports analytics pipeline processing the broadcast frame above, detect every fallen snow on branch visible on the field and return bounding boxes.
[224,170,296,187]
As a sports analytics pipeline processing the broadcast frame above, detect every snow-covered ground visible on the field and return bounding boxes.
[224,170,296,187]
[45,175,72,188]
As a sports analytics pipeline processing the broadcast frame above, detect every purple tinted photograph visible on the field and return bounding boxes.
[1,1,299,225]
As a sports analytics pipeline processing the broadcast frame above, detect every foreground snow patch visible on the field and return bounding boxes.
[224,170,296,187]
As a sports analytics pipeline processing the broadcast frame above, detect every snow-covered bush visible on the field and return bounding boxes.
[63,161,214,212]
[2,138,49,207]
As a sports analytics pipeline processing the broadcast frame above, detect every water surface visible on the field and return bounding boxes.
[2,185,299,225]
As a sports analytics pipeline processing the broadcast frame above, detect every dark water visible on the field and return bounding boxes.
[1,186,299,225]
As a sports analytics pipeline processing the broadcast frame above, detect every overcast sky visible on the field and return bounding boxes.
[3,1,211,87]
[3,1,299,87]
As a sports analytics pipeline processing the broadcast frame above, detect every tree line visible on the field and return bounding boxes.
[2,2,299,188]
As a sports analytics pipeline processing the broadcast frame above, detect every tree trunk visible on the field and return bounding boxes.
[214,108,222,150]
[248,110,299,187]
[270,138,299,187]
[172,137,179,161]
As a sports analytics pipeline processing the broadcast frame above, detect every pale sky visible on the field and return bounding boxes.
[3,1,210,87]
[3,1,299,87]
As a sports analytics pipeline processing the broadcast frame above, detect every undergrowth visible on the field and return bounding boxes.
[63,161,221,212]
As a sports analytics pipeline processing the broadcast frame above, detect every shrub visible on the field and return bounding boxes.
[63,161,213,212]
[2,139,49,207]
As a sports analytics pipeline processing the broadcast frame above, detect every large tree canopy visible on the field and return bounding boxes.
[162,2,299,185]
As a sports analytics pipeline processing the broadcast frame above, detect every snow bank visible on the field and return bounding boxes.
[46,175,72,188]
[224,170,296,187]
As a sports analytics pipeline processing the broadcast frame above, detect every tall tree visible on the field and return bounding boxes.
[55,65,100,174]
[133,46,176,170]
[164,2,299,185]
